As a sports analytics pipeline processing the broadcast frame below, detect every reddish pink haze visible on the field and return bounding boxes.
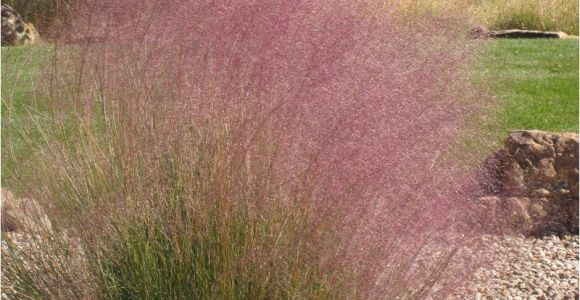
[53,0,489,297]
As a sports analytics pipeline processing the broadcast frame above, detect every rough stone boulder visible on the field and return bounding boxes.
[1,189,51,233]
[469,27,576,40]
[490,29,569,39]
[1,4,39,46]
[1,189,86,299]
[478,130,578,235]
[468,25,492,39]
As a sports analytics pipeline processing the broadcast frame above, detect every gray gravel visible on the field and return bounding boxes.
[450,234,579,300]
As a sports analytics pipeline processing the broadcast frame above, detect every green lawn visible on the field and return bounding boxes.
[2,40,579,186]
[476,39,579,133]
[2,45,53,187]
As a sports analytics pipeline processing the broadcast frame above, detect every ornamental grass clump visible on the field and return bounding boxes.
[3,0,490,298]
[474,0,579,35]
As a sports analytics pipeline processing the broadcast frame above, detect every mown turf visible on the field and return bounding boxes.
[1,45,53,187]
[476,39,579,133]
[2,40,578,186]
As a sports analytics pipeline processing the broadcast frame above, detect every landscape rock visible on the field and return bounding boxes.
[469,25,492,39]
[1,189,51,233]
[490,29,568,39]
[478,130,578,234]
[1,4,39,46]
[1,190,87,300]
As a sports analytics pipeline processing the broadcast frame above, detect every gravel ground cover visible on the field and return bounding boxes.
[451,234,579,300]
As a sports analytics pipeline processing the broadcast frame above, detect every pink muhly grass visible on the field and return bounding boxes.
[3,0,492,298]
